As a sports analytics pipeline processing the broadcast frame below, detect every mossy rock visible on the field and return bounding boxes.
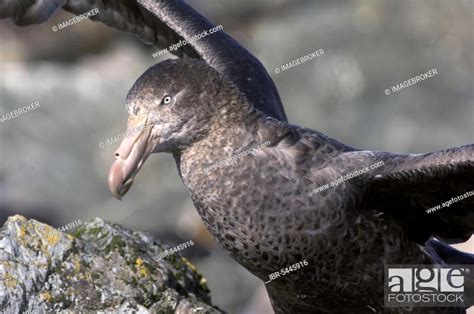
[0,215,223,313]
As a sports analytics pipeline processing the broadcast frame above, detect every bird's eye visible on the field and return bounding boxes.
[161,95,173,106]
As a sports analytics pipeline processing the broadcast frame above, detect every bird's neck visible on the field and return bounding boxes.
[176,106,293,276]
[186,104,283,164]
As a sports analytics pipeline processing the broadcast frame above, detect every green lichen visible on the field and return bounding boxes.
[71,226,85,238]
[105,235,126,254]
[87,227,103,236]
[130,276,138,287]
[196,275,210,293]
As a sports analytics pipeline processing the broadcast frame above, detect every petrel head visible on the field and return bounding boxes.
[107,59,232,199]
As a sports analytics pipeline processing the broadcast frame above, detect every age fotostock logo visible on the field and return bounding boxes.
[385,265,473,307]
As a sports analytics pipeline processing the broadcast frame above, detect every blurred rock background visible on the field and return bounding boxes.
[0,0,472,313]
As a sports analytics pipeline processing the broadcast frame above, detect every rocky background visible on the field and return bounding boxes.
[0,0,473,313]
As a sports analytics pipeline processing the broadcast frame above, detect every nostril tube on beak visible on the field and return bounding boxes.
[114,151,123,161]
[114,132,140,160]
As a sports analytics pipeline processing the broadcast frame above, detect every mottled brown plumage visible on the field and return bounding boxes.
[3,1,473,313]
[118,58,473,313]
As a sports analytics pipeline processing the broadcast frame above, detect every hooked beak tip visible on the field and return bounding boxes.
[108,160,136,200]
[108,160,125,200]
[112,191,123,201]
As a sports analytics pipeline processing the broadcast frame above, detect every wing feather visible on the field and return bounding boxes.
[0,0,287,121]
[362,145,474,244]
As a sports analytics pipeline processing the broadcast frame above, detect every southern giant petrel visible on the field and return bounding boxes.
[2,1,473,313]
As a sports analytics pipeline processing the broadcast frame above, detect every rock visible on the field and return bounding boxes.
[0,215,223,313]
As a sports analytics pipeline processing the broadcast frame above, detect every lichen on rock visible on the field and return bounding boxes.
[0,215,223,313]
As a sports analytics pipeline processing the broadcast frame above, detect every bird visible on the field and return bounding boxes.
[2,1,473,313]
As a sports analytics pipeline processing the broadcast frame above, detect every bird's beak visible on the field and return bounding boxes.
[107,116,155,200]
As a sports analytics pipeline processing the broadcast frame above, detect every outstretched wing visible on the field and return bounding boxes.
[361,144,474,244]
[0,0,287,122]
